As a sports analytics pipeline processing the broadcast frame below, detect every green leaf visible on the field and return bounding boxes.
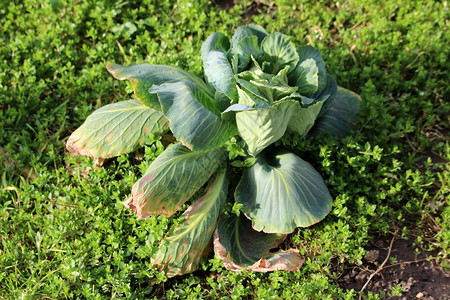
[66,99,168,158]
[230,157,257,168]
[236,78,271,107]
[290,58,319,96]
[231,24,268,48]
[235,148,332,234]
[230,36,261,72]
[269,66,290,87]
[111,21,137,38]
[247,79,298,103]
[230,52,239,74]
[315,75,338,115]
[235,100,299,156]
[124,143,226,219]
[309,87,361,138]
[214,90,232,112]
[237,67,298,103]
[152,82,237,151]
[192,85,222,115]
[152,167,228,277]
[214,213,304,271]
[221,103,253,121]
[201,32,230,63]
[260,32,299,74]
[225,137,246,160]
[223,103,253,113]
[287,101,324,136]
[106,63,212,110]
[236,85,262,107]
[204,50,238,101]
[294,45,327,91]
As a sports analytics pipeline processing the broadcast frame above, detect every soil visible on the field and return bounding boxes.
[337,237,449,299]
[215,0,276,20]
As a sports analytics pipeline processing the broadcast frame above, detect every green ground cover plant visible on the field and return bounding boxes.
[0,0,448,299]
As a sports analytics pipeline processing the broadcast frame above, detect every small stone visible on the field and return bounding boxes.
[343,275,351,283]
[374,240,385,248]
[401,277,415,292]
[355,271,367,281]
[416,292,424,298]
[364,250,379,263]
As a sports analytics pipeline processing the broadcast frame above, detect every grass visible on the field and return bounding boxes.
[0,0,448,298]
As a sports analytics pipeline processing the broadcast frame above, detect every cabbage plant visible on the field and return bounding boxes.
[67,25,361,277]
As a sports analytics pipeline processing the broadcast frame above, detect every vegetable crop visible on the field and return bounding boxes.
[67,25,361,277]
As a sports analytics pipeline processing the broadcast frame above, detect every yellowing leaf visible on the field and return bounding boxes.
[124,144,226,219]
[66,99,168,159]
[214,213,304,272]
[152,168,228,277]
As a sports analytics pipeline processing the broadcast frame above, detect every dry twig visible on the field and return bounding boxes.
[359,230,398,299]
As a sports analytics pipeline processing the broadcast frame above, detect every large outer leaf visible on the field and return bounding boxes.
[204,50,238,101]
[123,143,226,219]
[66,99,168,158]
[106,63,212,110]
[309,87,361,138]
[214,90,233,112]
[235,100,299,156]
[287,101,324,136]
[315,75,338,116]
[152,81,237,151]
[152,167,228,277]
[235,148,332,234]
[214,213,304,272]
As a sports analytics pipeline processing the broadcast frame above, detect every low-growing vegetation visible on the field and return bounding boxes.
[0,0,448,299]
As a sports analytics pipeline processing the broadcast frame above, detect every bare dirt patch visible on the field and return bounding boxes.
[338,237,449,299]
